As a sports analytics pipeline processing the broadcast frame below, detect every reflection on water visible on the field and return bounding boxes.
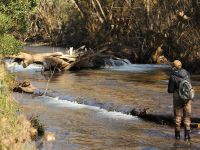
[8,46,200,149]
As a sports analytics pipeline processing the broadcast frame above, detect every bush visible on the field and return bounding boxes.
[0,34,23,55]
[0,0,37,56]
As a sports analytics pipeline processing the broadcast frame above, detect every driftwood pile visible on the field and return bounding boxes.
[6,46,132,71]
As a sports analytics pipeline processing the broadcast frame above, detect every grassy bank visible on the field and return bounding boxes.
[0,64,35,150]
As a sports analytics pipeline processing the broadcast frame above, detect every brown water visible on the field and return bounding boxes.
[8,46,200,149]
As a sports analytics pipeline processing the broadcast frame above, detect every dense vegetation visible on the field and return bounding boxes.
[27,0,200,72]
[0,0,36,55]
[0,0,200,72]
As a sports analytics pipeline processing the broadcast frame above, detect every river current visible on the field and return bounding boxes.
[6,46,200,149]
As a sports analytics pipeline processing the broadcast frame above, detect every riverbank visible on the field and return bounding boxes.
[0,64,36,149]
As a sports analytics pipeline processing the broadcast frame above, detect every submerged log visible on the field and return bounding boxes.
[131,108,200,128]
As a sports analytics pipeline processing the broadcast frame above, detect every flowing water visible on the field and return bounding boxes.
[6,46,200,149]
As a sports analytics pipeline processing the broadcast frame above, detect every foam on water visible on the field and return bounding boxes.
[97,109,137,120]
[40,96,137,120]
[45,96,87,109]
[5,61,42,73]
[108,64,169,72]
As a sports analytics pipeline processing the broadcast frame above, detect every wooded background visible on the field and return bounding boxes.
[1,0,200,72]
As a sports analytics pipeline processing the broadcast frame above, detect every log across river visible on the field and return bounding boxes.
[6,46,200,149]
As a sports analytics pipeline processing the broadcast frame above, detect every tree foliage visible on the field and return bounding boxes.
[58,0,200,72]
[28,0,86,46]
[0,34,22,55]
[0,13,22,55]
[3,0,200,72]
[0,0,36,55]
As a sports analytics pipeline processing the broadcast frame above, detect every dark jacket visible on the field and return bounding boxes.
[168,68,190,93]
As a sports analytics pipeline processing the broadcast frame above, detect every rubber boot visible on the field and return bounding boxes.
[184,129,191,141]
[175,130,180,140]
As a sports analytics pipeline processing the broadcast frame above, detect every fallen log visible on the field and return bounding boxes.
[6,51,77,71]
[43,56,70,71]
[131,108,200,128]
[5,44,138,71]
[66,46,123,70]
[6,51,131,71]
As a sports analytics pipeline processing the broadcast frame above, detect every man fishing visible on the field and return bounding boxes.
[168,60,193,141]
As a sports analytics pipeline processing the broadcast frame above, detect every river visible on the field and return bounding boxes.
[6,46,200,150]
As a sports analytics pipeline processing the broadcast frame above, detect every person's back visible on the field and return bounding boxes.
[168,60,192,141]
[168,68,191,93]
